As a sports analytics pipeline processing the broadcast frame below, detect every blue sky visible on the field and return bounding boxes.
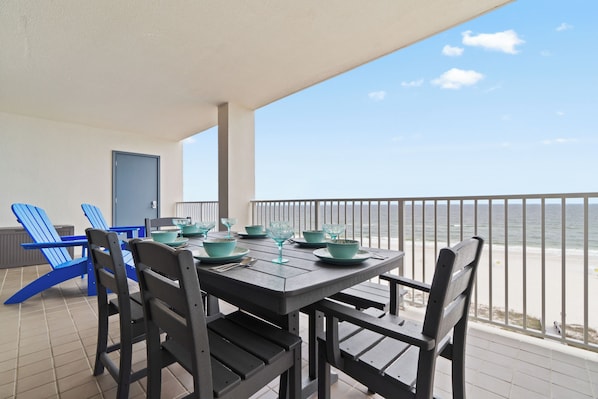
[184,0,597,201]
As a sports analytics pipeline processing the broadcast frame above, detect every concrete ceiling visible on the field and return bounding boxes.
[0,0,512,141]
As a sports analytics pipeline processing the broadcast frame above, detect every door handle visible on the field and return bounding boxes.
[151,201,157,209]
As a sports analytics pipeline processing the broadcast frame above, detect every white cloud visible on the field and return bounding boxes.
[400,79,424,88]
[556,111,565,117]
[442,45,464,56]
[368,91,386,101]
[462,30,524,54]
[431,68,484,90]
[485,83,502,93]
[556,22,573,32]
[540,50,552,57]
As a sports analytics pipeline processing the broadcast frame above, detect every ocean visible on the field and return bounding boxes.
[310,202,598,252]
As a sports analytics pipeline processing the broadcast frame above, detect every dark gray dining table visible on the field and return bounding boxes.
[188,233,404,398]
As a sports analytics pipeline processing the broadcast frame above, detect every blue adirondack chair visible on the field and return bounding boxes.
[81,203,145,238]
[4,203,137,305]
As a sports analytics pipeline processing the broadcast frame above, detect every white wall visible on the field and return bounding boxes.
[0,112,183,235]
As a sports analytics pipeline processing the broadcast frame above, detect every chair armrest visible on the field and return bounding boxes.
[109,226,142,232]
[60,235,87,241]
[313,299,435,350]
[21,239,88,250]
[109,226,142,238]
[380,273,431,293]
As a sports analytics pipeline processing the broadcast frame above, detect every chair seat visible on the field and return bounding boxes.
[330,280,406,311]
[332,315,422,390]
[164,310,301,397]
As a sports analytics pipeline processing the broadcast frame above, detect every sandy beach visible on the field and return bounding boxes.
[361,237,598,333]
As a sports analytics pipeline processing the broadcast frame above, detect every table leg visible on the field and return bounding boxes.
[205,293,220,316]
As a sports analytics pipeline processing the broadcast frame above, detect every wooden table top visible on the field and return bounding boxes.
[190,234,404,316]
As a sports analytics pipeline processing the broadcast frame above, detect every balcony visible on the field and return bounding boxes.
[2,192,598,398]
[178,192,598,351]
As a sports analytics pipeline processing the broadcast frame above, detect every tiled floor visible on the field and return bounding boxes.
[2,264,598,398]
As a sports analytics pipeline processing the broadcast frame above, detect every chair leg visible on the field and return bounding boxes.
[307,308,323,379]
[318,338,332,399]
[415,351,436,399]
[4,265,86,304]
[291,345,302,399]
[93,307,109,376]
[146,327,163,399]
[279,345,301,399]
[116,331,133,399]
[451,344,466,398]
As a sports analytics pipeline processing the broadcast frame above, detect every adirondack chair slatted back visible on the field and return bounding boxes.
[81,203,110,230]
[12,203,74,267]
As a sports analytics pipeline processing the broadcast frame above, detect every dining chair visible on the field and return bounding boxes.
[144,216,190,237]
[315,236,484,399]
[86,228,146,399]
[129,238,302,399]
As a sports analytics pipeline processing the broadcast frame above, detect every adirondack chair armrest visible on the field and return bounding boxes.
[380,273,431,293]
[314,299,435,350]
[109,226,143,238]
[21,239,89,250]
[60,235,87,241]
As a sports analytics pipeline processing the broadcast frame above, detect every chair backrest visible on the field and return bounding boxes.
[422,236,484,343]
[81,203,110,230]
[11,203,74,267]
[86,228,134,321]
[129,239,213,393]
[144,217,191,236]
[86,228,132,297]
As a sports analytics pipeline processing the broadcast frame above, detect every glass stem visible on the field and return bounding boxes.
[277,242,284,262]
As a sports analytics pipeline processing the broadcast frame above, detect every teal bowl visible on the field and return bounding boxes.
[303,230,325,243]
[151,230,178,243]
[182,223,200,234]
[326,239,359,259]
[203,238,237,257]
[245,225,265,235]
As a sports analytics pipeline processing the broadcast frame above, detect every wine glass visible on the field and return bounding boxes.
[221,217,237,238]
[323,223,345,240]
[196,220,215,239]
[266,221,295,264]
[173,218,190,237]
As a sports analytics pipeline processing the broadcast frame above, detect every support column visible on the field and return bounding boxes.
[217,103,255,230]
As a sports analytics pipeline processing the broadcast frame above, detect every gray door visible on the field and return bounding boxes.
[113,151,159,227]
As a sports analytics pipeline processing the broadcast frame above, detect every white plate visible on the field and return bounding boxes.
[193,247,250,263]
[313,248,371,265]
[162,237,189,247]
[292,238,327,248]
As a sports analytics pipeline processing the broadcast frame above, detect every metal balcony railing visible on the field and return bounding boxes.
[178,192,598,351]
